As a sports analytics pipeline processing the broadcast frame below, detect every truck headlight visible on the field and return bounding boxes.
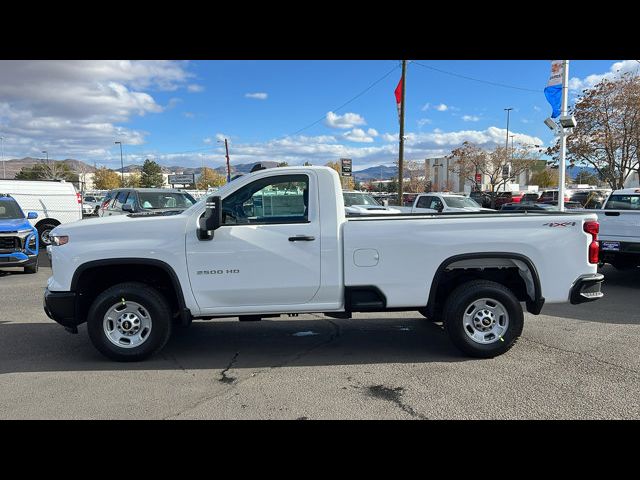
[50,235,69,246]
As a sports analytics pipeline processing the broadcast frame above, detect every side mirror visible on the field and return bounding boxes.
[27,212,38,219]
[198,196,222,241]
[437,204,444,213]
[122,204,135,213]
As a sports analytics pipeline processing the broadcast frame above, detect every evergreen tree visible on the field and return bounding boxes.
[140,159,164,187]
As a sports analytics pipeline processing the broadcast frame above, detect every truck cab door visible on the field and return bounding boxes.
[185,172,321,311]
[412,195,437,213]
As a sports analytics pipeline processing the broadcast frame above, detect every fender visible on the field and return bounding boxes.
[70,258,191,324]
[427,252,544,316]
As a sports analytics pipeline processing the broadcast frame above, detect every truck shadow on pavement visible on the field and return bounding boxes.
[539,265,640,325]
[0,317,469,375]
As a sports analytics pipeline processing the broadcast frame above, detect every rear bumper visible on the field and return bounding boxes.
[569,273,604,304]
[0,252,38,268]
[43,288,79,328]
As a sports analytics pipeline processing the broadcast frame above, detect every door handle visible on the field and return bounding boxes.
[604,212,620,216]
[289,235,315,242]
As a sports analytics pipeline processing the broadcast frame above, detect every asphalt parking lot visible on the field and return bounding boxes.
[0,255,639,419]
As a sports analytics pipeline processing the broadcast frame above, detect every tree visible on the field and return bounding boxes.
[404,160,427,193]
[571,169,600,186]
[326,161,354,189]
[548,72,640,189]
[92,167,121,190]
[14,161,78,183]
[196,167,226,189]
[448,142,537,208]
[123,171,142,188]
[140,159,164,188]
[530,168,559,188]
[277,161,289,167]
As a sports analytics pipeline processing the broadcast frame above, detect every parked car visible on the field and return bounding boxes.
[494,191,524,209]
[82,194,104,215]
[98,188,197,217]
[537,190,570,204]
[343,191,402,215]
[44,165,603,362]
[568,190,607,209]
[0,193,39,273]
[521,192,541,203]
[469,191,492,208]
[0,179,82,248]
[411,192,494,213]
[596,187,640,269]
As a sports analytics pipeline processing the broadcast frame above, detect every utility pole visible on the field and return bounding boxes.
[398,60,407,205]
[115,141,124,187]
[224,138,231,183]
[558,60,569,212]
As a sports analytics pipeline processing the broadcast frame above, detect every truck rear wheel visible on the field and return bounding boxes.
[443,280,523,358]
[87,282,173,362]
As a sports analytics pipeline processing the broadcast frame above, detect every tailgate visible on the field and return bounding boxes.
[597,211,640,240]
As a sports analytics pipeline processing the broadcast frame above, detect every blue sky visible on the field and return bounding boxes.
[1,60,637,172]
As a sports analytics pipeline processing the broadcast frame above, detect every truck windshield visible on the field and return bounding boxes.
[343,193,380,207]
[605,194,640,210]
[443,197,482,208]
[0,200,24,219]
[138,192,196,210]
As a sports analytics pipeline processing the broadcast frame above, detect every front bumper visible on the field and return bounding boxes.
[0,252,38,268]
[44,288,79,328]
[569,273,604,304]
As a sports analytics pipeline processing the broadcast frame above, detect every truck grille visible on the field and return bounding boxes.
[0,236,19,252]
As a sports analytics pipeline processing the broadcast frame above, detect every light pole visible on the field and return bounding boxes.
[114,141,124,187]
[433,163,443,191]
[1,136,5,179]
[504,108,513,154]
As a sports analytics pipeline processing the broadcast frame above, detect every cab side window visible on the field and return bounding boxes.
[112,191,129,210]
[222,174,309,225]
[416,196,432,209]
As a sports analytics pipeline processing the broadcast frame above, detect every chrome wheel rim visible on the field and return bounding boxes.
[40,229,52,245]
[103,300,152,348]
[462,297,509,345]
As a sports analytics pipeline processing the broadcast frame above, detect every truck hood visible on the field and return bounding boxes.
[51,211,191,241]
[0,218,33,232]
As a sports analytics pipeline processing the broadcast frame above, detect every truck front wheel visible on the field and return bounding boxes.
[87,282,173,362]
[443,280,523,358]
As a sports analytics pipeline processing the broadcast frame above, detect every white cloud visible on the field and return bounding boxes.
[203,137,212,144]
[324,111,366,129]
[215,133,228,142]
[422,103,450,112]
[462,115,480,122]
[381,133,397,142]
[187,84,205,93]
[435,103,449,111]
[417,118,432,128]
[344,128,375,143]
[533,105,541,112]
[569,60,640,92]
[367,128,378,137]
[245,92,268,100]
[421,103,431,111]
[0,60,195,160]
[184,112,195,118]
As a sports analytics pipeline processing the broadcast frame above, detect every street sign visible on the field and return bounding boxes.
[501,165,511,179]
[168,174,195,185]
[341,158,352,177]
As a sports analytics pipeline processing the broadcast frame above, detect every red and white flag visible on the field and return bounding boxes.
[394,77,403,123]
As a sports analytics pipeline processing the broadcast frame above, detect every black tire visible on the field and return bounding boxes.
[443,280,523,358]
[24,259,38,274]
[87,282,173,362]
[36,221,59,249]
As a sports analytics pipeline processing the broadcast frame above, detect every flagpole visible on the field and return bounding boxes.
[558,60,569,212]
[398,60,406,205]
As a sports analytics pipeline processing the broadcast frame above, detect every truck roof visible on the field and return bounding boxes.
[611,188,640,194]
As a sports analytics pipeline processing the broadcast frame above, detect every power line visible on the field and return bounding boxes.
[288,62,401,137]
[411,61,541,93]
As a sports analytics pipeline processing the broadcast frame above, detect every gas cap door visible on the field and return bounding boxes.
[353,248,380,267]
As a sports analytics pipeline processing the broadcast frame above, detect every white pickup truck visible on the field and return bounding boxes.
[596,187,640,269]
[409,192,494,213]
[44,166,604,362]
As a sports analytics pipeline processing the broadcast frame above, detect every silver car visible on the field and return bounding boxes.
[99,188,197,217]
